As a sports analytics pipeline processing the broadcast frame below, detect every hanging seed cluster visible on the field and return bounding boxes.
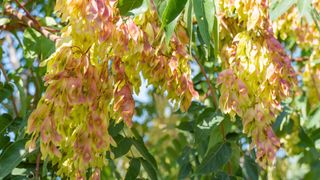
[26,0,198,178]
[217,0,297,167]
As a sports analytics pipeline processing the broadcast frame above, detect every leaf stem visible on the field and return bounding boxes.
[192,55,219,109]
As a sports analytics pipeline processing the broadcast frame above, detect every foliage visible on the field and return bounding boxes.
[0,0,320,179]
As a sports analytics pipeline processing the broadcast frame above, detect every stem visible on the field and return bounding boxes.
[4,4,60,42]
[14,0,41,28]
[193,55,219,109]
[193,55,233,175]
[35,153,41,179]
[0,63,19,117]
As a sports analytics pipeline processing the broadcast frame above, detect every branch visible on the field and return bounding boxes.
[14,0,41,28]
[35,153,41,179]
[193,55,219,108]
[4,4,60,42]
[0,63,19,117]
[193,55,233,175]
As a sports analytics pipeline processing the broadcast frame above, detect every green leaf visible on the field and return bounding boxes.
[273,106,291,136]
[179,162,192,179]
[197,108,224,130]
[111,136,132,158]
[204,0,215,33]
[270,0,297,20]
[177,147,192,179]
[307,105,320,129]
[185,0,193,55]
[125,158,141,180]
[299,127,315,148]
[161,0,188,26]
[0,139,29,179]
[188,101,206,113]
[195,142,232,174]
[139,158,158,180]
[42,157,49,177]
[193,0,211,50]
[153,0,167,17]
[108,120,124,137]
[195,109,224,156]
[23,28,55,61]
[131,138,157,169]
[212,172,237,180]
[117,0,144,16]
[212,12,219,60]
[0,136,10,150]
[0,82,14,103]
[243,155,259,180]
[0,114,13,135]
[164,15,179,45]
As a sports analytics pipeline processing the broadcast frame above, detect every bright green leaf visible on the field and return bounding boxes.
[164,15,179,45]
[23,28,55,61]
[193,0,211,50]
[161,0,188,25]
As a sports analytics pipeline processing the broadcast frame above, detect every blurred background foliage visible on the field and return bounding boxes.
[0,0,320,179]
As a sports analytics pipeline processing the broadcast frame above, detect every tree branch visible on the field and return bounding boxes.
[193,55,219,108]
[4,4,60,42]
[13,0,41,28]
[193,55,233,175]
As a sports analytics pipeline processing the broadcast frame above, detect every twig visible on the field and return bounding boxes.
[14,0,41,28]
[35,153,41,179]
[193,55,233,175]
[0,63,19,116]
[192,55,219,108]
[4,4,60,42]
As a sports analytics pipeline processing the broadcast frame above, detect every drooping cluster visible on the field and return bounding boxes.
[273,1,320,109]
[217,0,296,167]
[27,0,198,179]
